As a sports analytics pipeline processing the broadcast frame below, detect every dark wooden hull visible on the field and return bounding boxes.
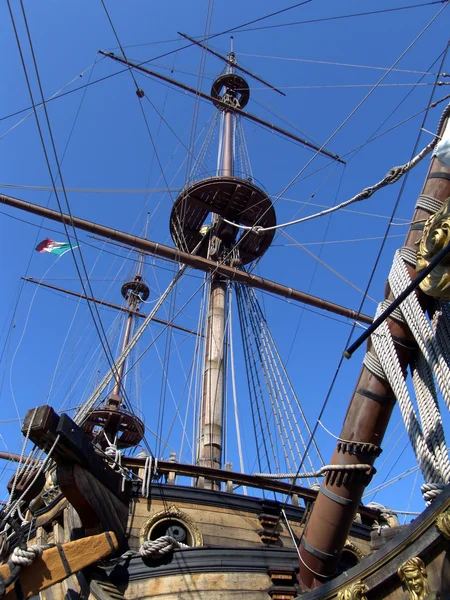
[25,481,450,599]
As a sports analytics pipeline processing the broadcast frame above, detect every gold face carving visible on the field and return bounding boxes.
[398,557,431,600]
[337,581,368,600]
[417,197,450,299]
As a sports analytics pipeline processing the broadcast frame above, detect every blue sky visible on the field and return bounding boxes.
[1,0,450,517]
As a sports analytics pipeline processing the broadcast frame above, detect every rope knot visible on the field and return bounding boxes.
[12,544,53,567]
[139,535,188,559]
[421,482,445,505]
[385,166,404,184]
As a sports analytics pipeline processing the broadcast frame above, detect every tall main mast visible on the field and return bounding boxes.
[197,42,236,479]
[169,40,277,484]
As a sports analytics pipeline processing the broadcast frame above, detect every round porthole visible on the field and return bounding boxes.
[149,518,192,545]
[140,504,203,547]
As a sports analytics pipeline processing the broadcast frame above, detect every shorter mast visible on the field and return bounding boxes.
[83,224,151,450]
[110,240,147,402]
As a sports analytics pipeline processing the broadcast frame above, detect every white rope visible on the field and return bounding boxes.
[253,464,372,479]
[11,544,54,567]
[222,136,438,234]
[139,535,189,559]
[368,249,450,503]
[141,456,158,498]
[116,534,190,564]
[104,433,123,471]
[228,287,247,495]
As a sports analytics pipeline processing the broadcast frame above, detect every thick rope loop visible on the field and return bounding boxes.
[140,536,189,559]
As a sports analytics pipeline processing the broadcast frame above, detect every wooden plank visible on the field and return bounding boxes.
[35,496,67,528]
[125,571,270,599]
[2,532,118,600]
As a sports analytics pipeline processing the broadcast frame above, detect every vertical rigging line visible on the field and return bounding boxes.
[228,283,247,493]
[9,0,126,402]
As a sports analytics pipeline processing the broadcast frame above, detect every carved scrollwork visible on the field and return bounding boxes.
[436,507,450,540]
[343,539,364,560]
[417,197,450,299]
[337,581,368,600]
[398,557,431,600]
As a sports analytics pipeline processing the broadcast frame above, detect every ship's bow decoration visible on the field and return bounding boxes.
[336,581,368,600]
[417,197,450,298]
[398,557,431,600]
[435,507,450,540]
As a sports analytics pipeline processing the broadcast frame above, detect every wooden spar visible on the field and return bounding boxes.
[21,277,201,337]
[0,193,372,324]
[0,451,36,463]
[98,51,344,163]
[177,31,286,97]
[297,107,450,590]
[2,532,118,599]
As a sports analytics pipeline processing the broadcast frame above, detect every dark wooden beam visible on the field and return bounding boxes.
[0,193,372,324]
[22,406,130,538]
[297,102,450,590]
[22,277,201,337]
[99,51,344,164]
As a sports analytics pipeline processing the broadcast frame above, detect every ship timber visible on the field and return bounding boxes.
[2,6,450,600]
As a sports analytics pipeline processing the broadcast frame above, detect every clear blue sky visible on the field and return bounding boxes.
[1,0,449,518]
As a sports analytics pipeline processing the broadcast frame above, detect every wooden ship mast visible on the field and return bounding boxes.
[1,29,450,600]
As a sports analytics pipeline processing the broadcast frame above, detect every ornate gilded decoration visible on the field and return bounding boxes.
[139,504,203,547]
[398,557,431,600]
[343,539,364,560]
[337,581,368,600]
[417,197,450,299]
[435,507,450,540]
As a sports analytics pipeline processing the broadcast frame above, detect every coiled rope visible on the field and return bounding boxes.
[0,544,54,596]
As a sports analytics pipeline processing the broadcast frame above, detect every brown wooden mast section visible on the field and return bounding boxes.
[0,194,371,324]
[196,59,236,478]
[297,108,450,590]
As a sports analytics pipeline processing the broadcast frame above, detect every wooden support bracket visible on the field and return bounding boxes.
[21,406,130,538]
[1,531,118,600]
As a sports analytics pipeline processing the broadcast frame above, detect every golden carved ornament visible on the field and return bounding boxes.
[417,197,450,299]
[398,556,431,600]
[337,581,368,600]
[139,503,203,547]
[343,539,364,561]
[435,507,450,540]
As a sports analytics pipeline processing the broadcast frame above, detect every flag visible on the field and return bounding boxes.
[35,238,77,257]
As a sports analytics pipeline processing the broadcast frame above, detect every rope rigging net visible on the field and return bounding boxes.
[235,281,323,479]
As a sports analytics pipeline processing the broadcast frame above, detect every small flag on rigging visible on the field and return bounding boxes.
[35,238,77,257]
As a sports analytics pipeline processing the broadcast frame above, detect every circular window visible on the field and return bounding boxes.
[140,504,203,548]
[149,518,192,545]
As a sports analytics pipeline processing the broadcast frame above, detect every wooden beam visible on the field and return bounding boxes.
[3,532,118,600]
[22,406,130,538]
[0,193,372,324]
[22,277,201,337]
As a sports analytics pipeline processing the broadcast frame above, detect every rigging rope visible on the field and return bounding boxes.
[223,131,441,234]
[366,247,450,503]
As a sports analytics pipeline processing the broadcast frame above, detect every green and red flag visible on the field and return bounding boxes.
[35,238,77,257]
